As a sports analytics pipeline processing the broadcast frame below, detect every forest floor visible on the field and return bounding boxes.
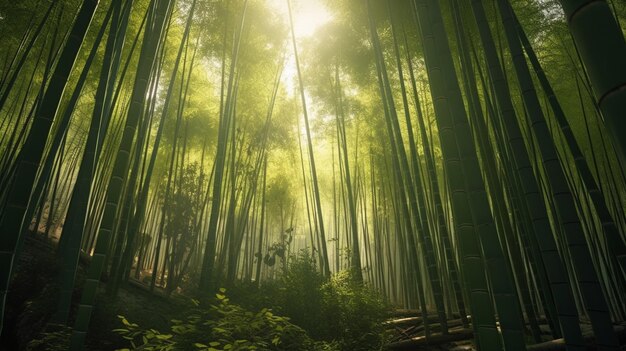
[2,232,626,351]
[0,232,187,350]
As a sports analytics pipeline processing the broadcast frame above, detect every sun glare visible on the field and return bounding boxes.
[291,1,332,37]
[268,0,332,39]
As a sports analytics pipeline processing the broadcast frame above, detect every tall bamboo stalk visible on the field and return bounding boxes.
[0,0,99,335]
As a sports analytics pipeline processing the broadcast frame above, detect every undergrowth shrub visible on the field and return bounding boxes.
[278,251,326,337]
[320,271,389,350]
[114,288,337,351]
[114,251,390,351]
[25,325,71,351]
[277,250,390,351]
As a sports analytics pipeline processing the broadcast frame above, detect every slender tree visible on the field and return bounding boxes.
[69,0,172,347]
[287,0,331,277]
[0,0,99,334]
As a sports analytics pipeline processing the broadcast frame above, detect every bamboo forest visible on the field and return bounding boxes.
[1,0,626,350]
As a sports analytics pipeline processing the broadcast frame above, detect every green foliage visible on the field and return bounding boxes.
[320,271,390,350]
[277,250,325,335]
[277,250,390,351]
[163,162,202,243]
[161,162,204,292]
[262,232,293,269]
[25,325,71,351]
[113,314,175,351]
[114,289,335,351]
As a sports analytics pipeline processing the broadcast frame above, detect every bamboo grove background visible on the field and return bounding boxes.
[0,0,625,349]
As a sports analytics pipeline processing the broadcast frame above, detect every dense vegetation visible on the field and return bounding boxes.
[0,0,625,350]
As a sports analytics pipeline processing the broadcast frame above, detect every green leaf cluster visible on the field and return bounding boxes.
[113,288,336,351]
[25,324,72,351]
[275,250,391,351]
